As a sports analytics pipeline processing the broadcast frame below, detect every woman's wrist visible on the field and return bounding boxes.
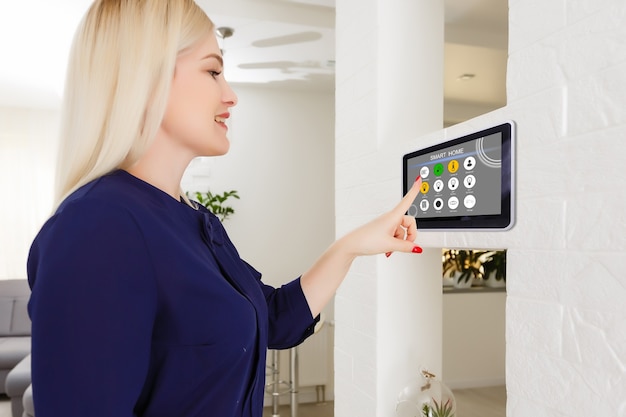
[330,234,360,263]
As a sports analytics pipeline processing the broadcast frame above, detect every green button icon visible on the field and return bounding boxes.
[433,163,444,176]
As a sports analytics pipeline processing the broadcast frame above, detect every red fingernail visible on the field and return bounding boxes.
[385,252,392,258]
[412,246,423,254]
[415,175,421,182]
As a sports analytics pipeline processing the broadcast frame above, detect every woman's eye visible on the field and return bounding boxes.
[208,70,222,78]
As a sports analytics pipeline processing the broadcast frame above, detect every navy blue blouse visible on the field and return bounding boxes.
[27,170,318,417]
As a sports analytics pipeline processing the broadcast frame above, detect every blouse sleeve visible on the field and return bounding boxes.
[199,208,320,351]
[27,200,157,417]
[242,261,320,350]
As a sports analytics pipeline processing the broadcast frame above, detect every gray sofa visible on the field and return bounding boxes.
[22,385,34,417]
[0,279,32,417]
[6,355,32,417]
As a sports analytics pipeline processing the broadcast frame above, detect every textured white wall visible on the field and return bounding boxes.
[335,0,626,416]
[503,1,626,415]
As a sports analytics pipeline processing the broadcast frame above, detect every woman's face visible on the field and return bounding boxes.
[158,33,238,157]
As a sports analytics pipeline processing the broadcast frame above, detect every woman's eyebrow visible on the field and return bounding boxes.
[201,53,224,67]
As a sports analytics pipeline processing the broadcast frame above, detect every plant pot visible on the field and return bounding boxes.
[453,272,474,289]
[397,371,457,417]
[442,270,455,287]
[484,271,506,288]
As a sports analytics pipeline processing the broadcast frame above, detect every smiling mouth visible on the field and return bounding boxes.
[215,116,226,123]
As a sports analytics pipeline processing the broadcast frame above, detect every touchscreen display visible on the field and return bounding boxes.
[403,122,514,230]
[406,132,502,218]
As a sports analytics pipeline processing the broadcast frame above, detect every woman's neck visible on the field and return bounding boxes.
[125,138,194,201]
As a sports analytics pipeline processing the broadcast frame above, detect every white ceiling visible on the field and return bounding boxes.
[0,0,508,123]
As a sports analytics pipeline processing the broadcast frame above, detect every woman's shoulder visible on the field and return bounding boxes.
[27,174,160,299]
[57,170,161,214]
[38,171,159,242]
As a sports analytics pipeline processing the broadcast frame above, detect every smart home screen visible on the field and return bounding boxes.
[405,132,503,219]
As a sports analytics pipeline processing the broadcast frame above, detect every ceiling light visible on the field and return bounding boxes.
[216,27,234,54]
[216,27,234,39]
[457,73,476,81]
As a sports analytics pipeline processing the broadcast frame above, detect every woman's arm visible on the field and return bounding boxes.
[300,177,423,317]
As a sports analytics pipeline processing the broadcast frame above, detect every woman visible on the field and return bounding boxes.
[26,1,423,416]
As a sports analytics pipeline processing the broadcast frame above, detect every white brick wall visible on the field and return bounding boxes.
[334,0,382,411]
[335,0,626,416]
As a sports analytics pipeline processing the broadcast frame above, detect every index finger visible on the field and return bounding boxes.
[395,176,422,215]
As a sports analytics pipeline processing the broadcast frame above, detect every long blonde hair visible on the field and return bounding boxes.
[54,0,214,208]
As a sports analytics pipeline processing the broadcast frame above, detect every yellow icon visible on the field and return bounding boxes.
[420,182,430,194]
[448,160,459,174]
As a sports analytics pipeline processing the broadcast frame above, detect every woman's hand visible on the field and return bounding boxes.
[300,176,423,316]
[337,176,423,258]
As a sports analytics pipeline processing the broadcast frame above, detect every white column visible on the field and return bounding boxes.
[377,0,444,144]
[377,249,443,417]
[335,1,444,417]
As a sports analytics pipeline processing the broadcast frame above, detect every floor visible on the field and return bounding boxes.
[452,385,507,417]
[0,396,336,417]
[263,401,335,417]
[263,385,506,417]
[0,386,506,417]
[0,395,11,417]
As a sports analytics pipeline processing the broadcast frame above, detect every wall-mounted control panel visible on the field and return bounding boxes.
[403,121,515,231]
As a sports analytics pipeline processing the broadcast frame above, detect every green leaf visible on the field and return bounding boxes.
[187,189,240,222]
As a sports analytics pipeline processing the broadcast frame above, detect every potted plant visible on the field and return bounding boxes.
[442,249,489,289]
[396,370,456,417]
[481,249,507,288]
[422,398,455,417]
[187,189,240,222]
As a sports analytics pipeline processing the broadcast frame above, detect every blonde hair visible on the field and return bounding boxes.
[54,0,214,207]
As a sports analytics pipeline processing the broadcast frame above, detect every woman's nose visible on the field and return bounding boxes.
[223,81,238,107]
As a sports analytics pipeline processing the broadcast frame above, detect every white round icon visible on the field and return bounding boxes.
[464,156,476,170]
[448,177,459,191]
[464,175,476,189]
[420,166,430,179]
[433,198,444,211]
[433,179,444,193]
[448,196,459,210]
[464,195,476,209]
[420,199,430,211]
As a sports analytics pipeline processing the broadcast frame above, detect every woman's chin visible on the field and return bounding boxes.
[204,140,230,157]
